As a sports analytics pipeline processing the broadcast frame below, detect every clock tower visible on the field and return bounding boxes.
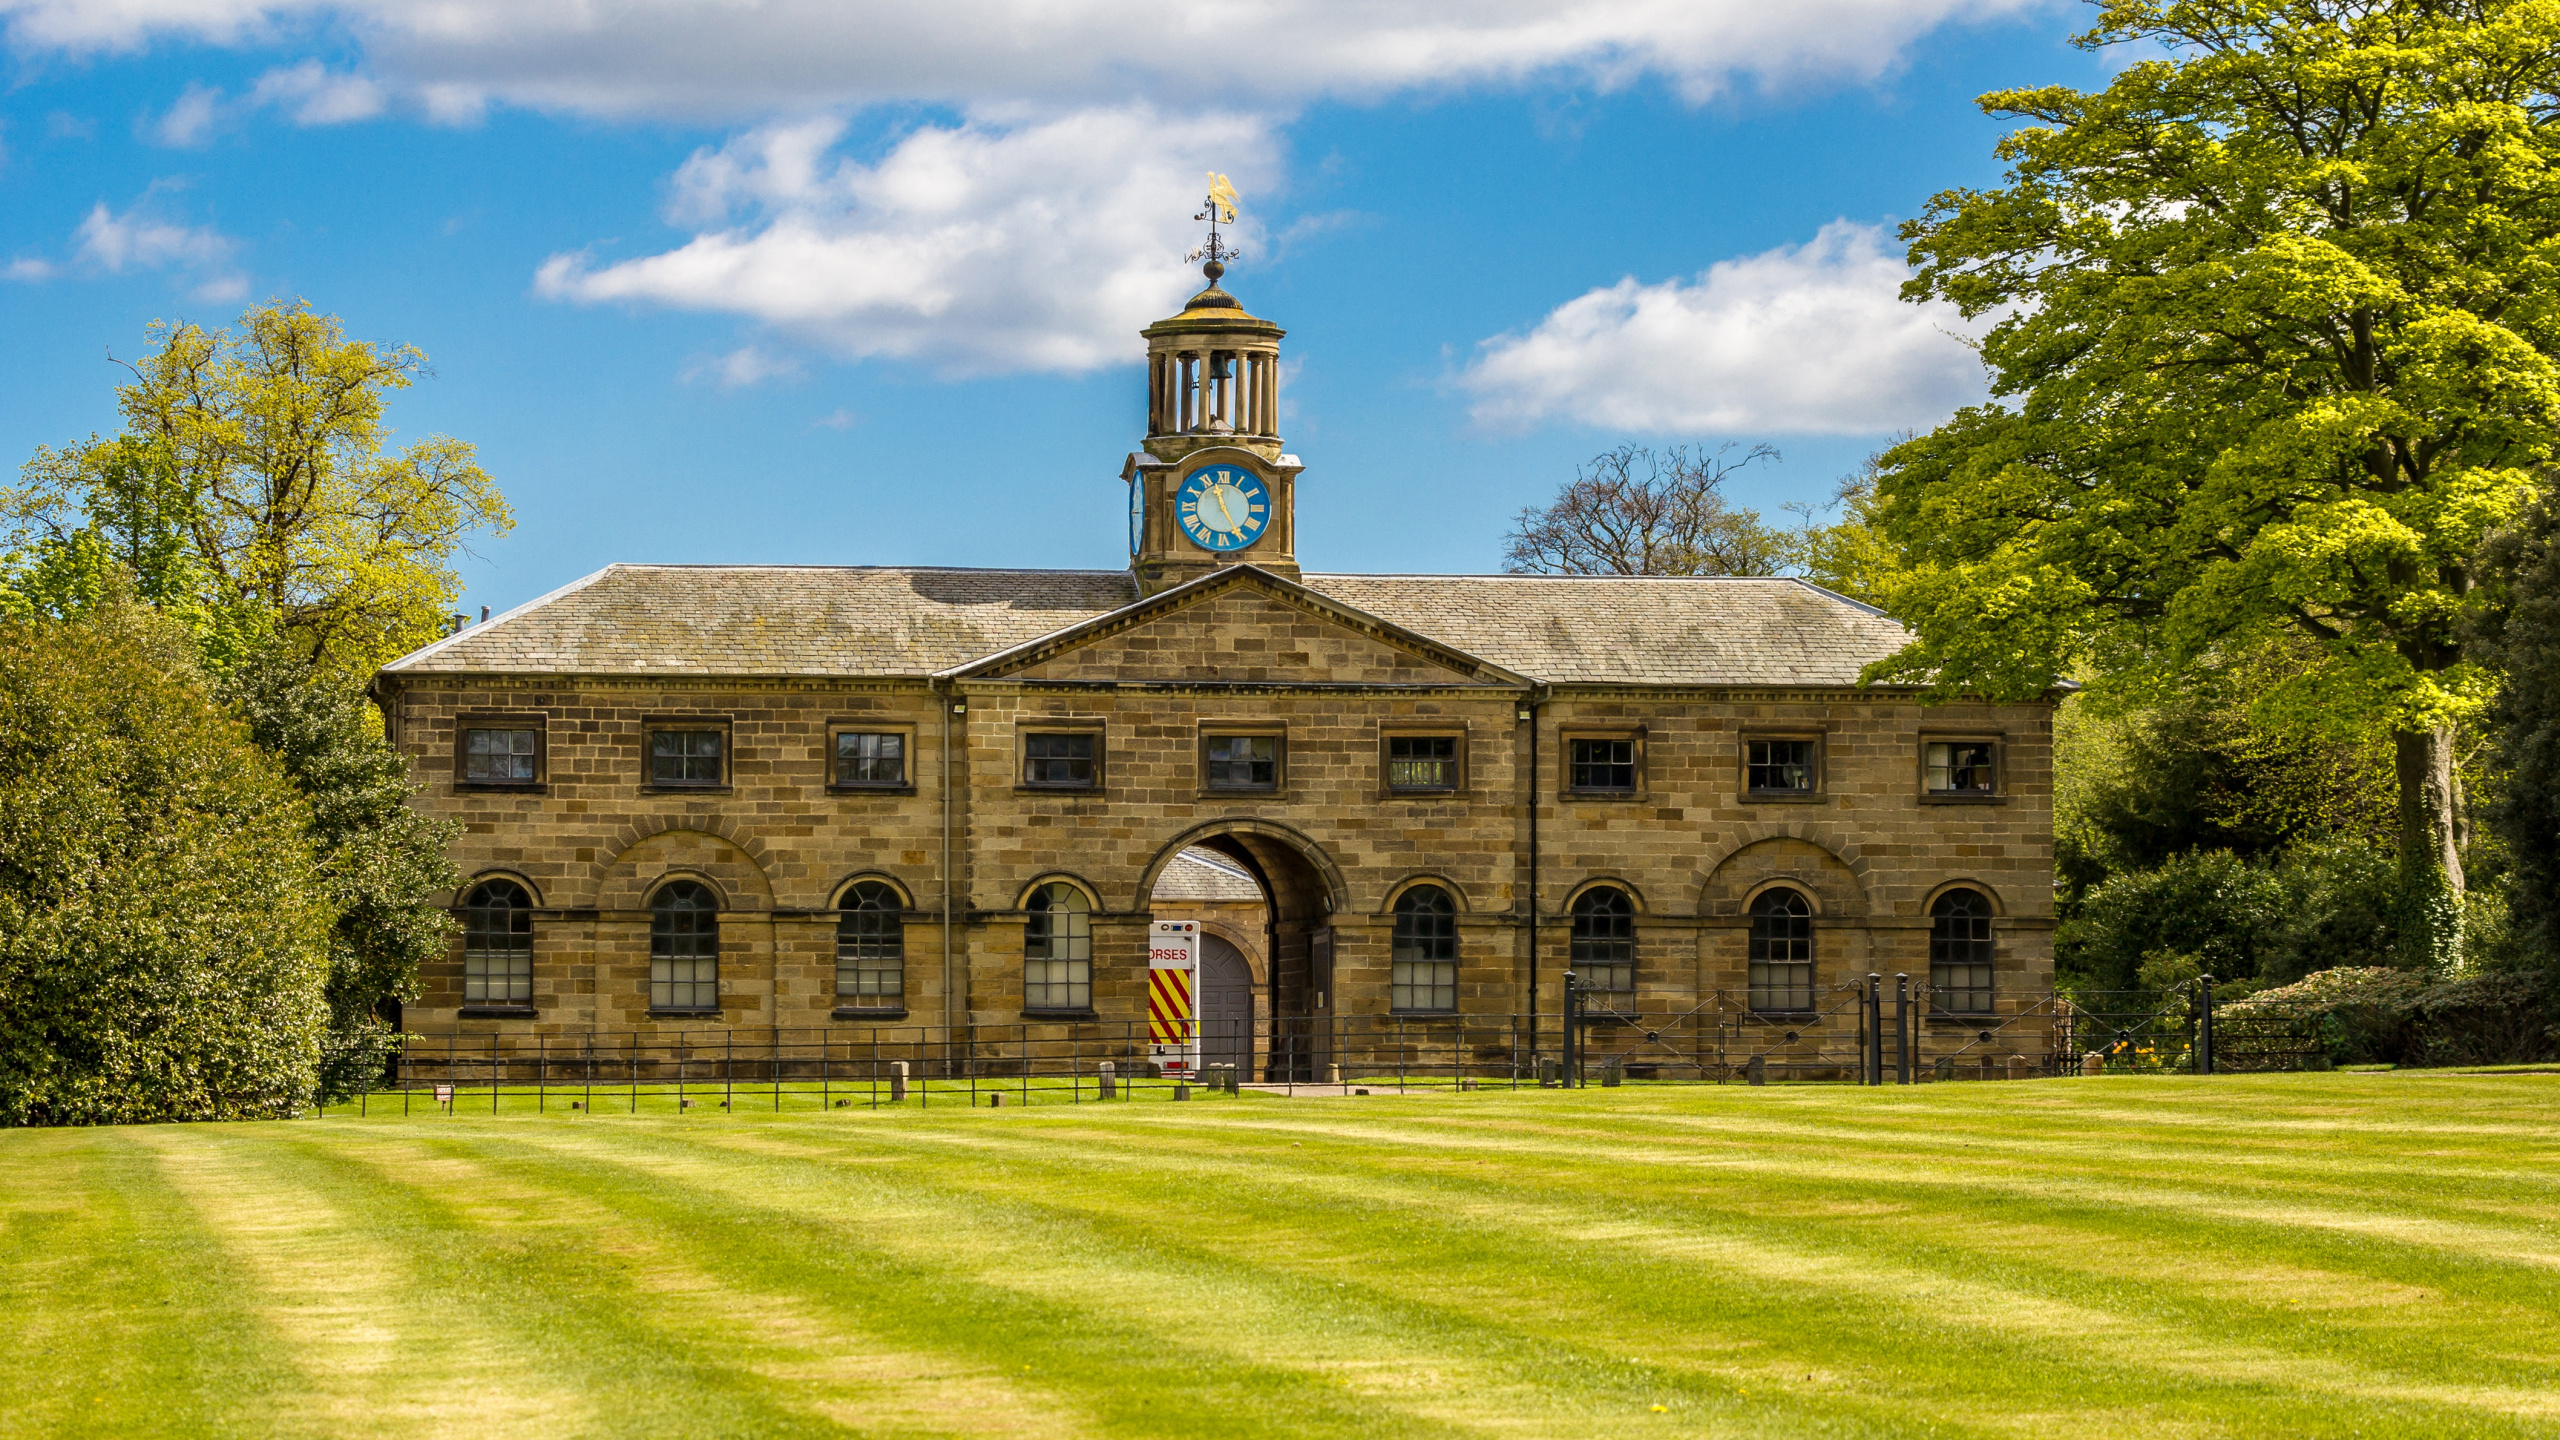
[1125,187,1302,596]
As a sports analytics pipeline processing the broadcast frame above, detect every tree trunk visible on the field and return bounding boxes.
[2395,725,2465,894]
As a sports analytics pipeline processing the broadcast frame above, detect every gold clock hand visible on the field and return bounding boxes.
[1213,488,1239,528]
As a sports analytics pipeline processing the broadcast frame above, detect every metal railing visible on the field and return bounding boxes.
[309,978,2138,1115]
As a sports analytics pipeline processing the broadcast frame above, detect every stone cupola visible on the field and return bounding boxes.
[1124,260,1305,596]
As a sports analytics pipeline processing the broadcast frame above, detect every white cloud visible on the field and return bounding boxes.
[538,107,1279,376]
[9,197,249,298]
[681,345,802,389]
[5,1,2042,119]
[249,60,385,124]
[1457,221,1988,436]
[148,81,224,146]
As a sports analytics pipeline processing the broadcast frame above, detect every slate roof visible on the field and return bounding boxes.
[1303,573,1910,687]
[381,563,1912,688]
[1150,847,1265,903]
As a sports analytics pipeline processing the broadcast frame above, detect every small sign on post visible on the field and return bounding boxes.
[433,1084,454,1110]
[1148,920,1200,1078]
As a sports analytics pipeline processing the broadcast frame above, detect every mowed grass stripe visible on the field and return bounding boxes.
[304,1128,1110,1439]
[429,1124,1480,1440]
[777,1105,2553,1435]
[0,1131,293,1440]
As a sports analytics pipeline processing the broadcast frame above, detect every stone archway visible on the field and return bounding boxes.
[1141,821,1340,1081]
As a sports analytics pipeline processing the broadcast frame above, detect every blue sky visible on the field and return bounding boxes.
[0,1,2118,616]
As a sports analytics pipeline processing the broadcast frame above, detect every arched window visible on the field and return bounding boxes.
[462,879,533,1006]
[649,881,720,1013]
[1569,887,1636,1012]
[1023,882,1092,1011]
[1391,885,1459,1013]
[837,881,905,1005]
[1747,888,1814,1013]
[1930,889,1996,1014]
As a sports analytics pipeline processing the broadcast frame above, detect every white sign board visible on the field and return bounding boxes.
[1149,920,1200,1076]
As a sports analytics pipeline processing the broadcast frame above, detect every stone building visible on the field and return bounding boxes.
[375,267,2058,1080]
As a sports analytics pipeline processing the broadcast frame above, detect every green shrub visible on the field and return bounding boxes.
[2219,965,2557,1067]
[0,606,334,1124]
[2062,845,2401,991]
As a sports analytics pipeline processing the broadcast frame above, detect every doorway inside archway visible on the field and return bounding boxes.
[1147,832,1334,1081]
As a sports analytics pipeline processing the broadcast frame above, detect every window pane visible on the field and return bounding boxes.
[1930,890,1996,1013]
[650,880,720,1009]
[463,727,538,783]
[462,879,534,1003]
[1568,738,1636,792]
[1746,888,1814,1012]
[1387,735,1458,789]
[1570,888,1637,1007]
[1927,742,1996,794]
[1747,739,1816,793]
[835,732,906,786]
[1391,886,1459,1011]
[837,881,905,1000]
[650,730,724,785]
[1205,734,1279,790]
[1023,882,1092,1008]
[1024,732,1097,786]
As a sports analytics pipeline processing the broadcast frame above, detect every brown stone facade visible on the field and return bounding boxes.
[380,575,2057,1076]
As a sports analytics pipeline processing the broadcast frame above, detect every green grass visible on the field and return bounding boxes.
[7,1075,2559,1439]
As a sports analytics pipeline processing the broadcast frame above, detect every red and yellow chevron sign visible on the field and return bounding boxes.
[1148,965,1193,1045]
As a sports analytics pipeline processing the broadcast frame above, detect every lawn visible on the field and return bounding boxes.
[6,1074,2559,1439]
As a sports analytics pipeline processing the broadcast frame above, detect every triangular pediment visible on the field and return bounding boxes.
[946,566,1523,687]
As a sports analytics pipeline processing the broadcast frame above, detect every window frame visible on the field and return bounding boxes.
[453,713,547,792]
[1389,884,1461,1014]
[1918,734,2005,803]
[1559,727,1645,801]
[833,878,909,1016]
[647,878,722,1015]
[1199,724,1287,795]
[826,722,917,793]
[458,877,536,1014]
[1745,886,1817,1016]
[1739,730,1825,802]
[642,717,732,791]
[1018,724,1106,793]
[1928,888,1999,1016]
[1567,886,1638,1018]
[1378,726,1467,796]
[1021,880,1096,1015]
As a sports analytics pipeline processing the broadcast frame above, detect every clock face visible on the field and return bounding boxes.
[1129,477,1145,556]
[1174,464,1271,553]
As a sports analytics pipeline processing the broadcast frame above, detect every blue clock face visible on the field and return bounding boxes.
[1174,464,1271,553]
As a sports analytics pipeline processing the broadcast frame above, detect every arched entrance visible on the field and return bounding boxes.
[1143,821,1341,1081]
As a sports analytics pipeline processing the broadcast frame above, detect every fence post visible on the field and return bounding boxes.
[1097,1059,1115,1100]
[491,1033,500,1115]
[1894,973,1911,1084]
[1562,971,1579,1088]
[539,1033,547,1114]
[891,1059,910,1102]
[1873,968,1894,1081]
[2198,975,2215,1076]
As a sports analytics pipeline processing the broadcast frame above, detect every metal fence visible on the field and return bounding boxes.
[316,973,2277,1115]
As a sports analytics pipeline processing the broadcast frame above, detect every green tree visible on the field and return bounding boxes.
[8,299,512,679]
[1870,0,2560,963]
[220,646,459,1096]
[0,601,333,1124]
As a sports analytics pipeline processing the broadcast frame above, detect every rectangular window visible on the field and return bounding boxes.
[1204,733,1280,791]
[461,726,539,785]
[1023,732,1098,788]
[833,731,906,787]
[1567,737,1637,793]
[649,729,725,786]
[1746,738,1818,795]
[1385,734,1460,792]
[1926,741,1998,795]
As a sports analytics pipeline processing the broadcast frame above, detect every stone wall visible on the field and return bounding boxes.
[381,671,2055,1068]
